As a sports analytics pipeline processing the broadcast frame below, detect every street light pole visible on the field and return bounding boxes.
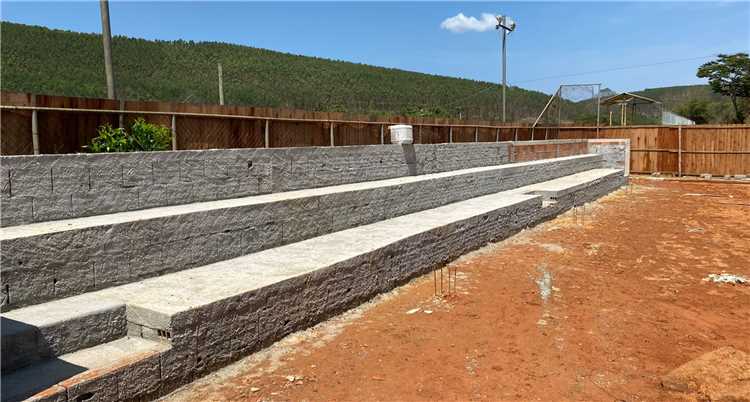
[496,15,516,124]
[501,28,507,123]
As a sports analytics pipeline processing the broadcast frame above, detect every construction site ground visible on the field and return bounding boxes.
[165,177,750,402]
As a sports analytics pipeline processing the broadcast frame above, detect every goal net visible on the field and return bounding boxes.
[531,84,602,140]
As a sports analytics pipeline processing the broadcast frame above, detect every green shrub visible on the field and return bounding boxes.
[84,118,171,153]
[129,118,171,151]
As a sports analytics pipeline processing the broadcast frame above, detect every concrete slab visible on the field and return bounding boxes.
[511,168,622,199]
[1,296,126,372]
[1,337,168,402]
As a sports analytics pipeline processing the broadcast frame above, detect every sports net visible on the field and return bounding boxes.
[532,84,602,139]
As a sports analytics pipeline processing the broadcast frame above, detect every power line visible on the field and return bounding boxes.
[511,54,720,85]
[446,54,723,109]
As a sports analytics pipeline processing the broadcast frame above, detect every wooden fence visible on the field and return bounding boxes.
[1,91,748,176]
[554,125,750,176]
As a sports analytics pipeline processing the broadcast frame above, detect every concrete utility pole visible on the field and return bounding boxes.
[501,28,507,123]
[218,63,224,105]
[100,0,116,99]
[495,15,516,123]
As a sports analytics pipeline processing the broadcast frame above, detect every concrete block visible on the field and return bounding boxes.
[32,195,72,222]
[122,161,152,188]
[8,162,52,198]
[51,164,89,194]
[179,159,205,183]
[71,188,139,217]
[152,159,181,186]
[62,368,119,402]
[118,351,162,401]
[53,258,95,300]
[93,251,131,289]
[0,196,33,226]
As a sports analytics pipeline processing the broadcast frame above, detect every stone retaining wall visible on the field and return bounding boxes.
[0,155,603,311]
[0,143,510,226]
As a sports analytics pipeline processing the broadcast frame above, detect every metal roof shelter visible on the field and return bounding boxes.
[600,92,663,126]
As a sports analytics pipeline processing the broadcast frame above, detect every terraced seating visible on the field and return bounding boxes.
[0,141,627,402]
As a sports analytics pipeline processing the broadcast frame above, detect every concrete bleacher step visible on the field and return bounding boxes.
[1,167,626,401]
[1,295,126,373]
[1,154,604,311]
[1,337,169,402]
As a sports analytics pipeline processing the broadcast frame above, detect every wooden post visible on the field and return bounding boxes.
[264,119,270,148]
[170,114,177,151]
[380,124,384,144]
[514,127,518,142]
[545,127,548,140]
[118,99,124,129]
[30,94,40,155]
[678,125,682,177]
[329,122,334,146]
[495,127,500,142]
[449,126,453,143]
[31,109,40,155]
[474,127,478,142]
[217,63,224,105]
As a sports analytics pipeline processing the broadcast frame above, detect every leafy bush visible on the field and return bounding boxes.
[130,118,171,151]
[84,118,171,153]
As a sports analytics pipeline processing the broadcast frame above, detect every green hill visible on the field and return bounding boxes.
[634,85,735,123]
[1,22,734,123]
[1,21,553,121]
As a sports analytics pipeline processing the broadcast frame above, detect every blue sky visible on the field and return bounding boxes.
[2,1,748,94]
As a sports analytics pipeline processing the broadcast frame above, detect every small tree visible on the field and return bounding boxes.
[677,100,710,124]
[697,53,750,123]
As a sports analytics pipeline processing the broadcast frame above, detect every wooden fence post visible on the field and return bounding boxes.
[474,127,478,142]
[118,99,125,129]
[329,122,335,146]
[678,125,682,177]
[495,128,500,142]
[30,94,40,155]
[31,109,40,155]
[380,124,384,144]
[170,114,177,151]
[449,126,453,143]
[264,119,270,148]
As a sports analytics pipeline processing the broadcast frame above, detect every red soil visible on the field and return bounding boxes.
[166,178,750,402]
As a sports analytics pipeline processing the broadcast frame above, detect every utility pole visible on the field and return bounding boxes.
[218,63,224,105]
[100,0,115,99]
[501,28,507,123]
[495,15,516,124]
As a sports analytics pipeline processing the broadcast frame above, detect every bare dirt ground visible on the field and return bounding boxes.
[165,178,750,402]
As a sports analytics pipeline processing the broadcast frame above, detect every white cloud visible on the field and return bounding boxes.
[440,13,496,33]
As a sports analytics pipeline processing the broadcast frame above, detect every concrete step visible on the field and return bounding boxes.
[1,337,169,402]
[1,294,126,374]
[1,154,605,311]
[0,167,625,400]
[512,168,624,200]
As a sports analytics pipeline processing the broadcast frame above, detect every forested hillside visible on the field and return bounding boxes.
[635,85,736,124]
[1,22,552,121]
[1,22,734,123]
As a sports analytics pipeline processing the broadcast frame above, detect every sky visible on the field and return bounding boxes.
[2,1,749,95]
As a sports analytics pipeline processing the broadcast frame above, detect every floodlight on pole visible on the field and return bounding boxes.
[496,15,515,123]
